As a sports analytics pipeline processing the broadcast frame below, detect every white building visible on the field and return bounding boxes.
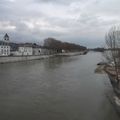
[18,45,33,56]
[32,45,57,55]
[0,34,10,56]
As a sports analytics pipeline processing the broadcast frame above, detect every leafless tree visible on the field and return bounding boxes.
[105,25,120,85]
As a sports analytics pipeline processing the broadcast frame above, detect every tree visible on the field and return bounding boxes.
[43,38,86,52]
[44,38,62,48]
[105,25,120,86]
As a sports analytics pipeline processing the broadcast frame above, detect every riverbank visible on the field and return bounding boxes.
[99,64,120,115]
[95,63,120,116]
[0,55,54,64]
[95,65,106,74]
[56,51,87,56]
[0,51,87,64]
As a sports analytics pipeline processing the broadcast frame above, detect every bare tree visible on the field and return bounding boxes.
[105,25,120,86]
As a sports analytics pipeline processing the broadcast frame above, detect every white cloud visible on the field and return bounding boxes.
[0,21,16,31]
[0,0,120,47]
[9,0,15,2]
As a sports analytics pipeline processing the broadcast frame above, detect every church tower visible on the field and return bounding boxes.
[4,33,9,42]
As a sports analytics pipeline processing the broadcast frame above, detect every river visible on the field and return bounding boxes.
[0,52,119,120]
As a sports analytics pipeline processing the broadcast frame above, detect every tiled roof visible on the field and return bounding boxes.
[4,33,9,38]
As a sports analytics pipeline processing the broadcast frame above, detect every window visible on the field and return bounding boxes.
[1,49,3,55]
[4,50,6,54]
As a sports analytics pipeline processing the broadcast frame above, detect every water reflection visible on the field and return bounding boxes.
[43,56,79,70]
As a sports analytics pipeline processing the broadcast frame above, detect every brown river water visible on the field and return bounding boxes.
[0,52,119,120]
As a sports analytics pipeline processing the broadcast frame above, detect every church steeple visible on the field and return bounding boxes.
[4,33,9,42]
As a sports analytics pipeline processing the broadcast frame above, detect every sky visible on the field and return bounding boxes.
[0,0,120,48]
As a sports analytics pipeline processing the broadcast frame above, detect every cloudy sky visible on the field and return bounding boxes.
[0,0,120,47]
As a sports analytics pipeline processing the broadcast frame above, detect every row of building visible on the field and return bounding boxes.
[0,34,58,56]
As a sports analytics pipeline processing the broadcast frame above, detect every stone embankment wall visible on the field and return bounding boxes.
[0,55,54,63]
[57,51,85,56]
[0,51,87,64]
